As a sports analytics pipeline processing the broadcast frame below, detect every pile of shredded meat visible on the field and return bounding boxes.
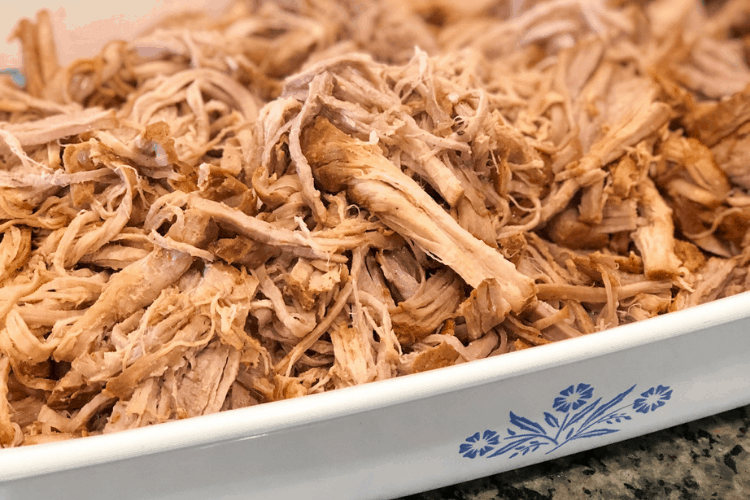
[1,0,749,446]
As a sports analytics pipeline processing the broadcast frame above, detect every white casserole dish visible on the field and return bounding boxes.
[2,3,750,499]
[1,291,749,500]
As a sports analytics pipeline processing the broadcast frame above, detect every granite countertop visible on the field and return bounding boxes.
[400,404,750,500]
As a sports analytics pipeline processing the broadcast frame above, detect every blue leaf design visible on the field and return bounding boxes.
[509,412,546,435]
[566,398,601,429]
[571,428,619,440]
[544,412,560,428]
[462,381,673,460]
[487,437,535,457]
[583,385,636,427]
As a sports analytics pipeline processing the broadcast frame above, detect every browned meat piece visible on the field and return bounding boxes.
[0,357,18,447]
[688,85,750,146]
[302,117,535,322]
[711,122,750,190]
[632,178,683,280]
[0,109,117,155]
[389,268,464,345]
[53,248,193,362]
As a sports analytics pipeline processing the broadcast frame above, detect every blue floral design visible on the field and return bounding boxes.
[633,385,673,414]
[552,383,594,413]
[459,430,500,459]
[0,69,25,87]
[459,383,673,460]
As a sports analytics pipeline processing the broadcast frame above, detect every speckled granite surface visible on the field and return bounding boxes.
[400,405,750,500]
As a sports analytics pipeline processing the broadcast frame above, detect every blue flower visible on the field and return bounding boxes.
[553,383,594,413]
[459,430,500,458]
[633,385,672,414]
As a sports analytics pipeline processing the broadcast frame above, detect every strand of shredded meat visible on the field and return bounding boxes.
[1,0,749,446]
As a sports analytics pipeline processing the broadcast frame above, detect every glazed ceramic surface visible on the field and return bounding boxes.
[2,292,749,500]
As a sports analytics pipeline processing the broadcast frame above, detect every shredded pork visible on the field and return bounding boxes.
[1,0,749,445]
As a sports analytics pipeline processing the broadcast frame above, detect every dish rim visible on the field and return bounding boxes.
[2,291,750,482]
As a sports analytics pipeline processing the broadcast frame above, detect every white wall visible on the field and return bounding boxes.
[0,0,231,69]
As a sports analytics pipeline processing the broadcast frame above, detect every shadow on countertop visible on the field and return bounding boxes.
[400,405,750,500]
